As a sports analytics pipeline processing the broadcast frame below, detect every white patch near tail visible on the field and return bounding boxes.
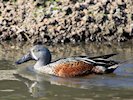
[94,66,106,73]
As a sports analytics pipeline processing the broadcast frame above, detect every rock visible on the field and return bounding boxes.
[62,6,73,15]
[0,0,132,44]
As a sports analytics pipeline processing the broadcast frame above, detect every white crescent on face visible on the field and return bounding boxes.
[31,50,38,60]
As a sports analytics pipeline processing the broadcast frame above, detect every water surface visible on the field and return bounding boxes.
[0,41,133,100]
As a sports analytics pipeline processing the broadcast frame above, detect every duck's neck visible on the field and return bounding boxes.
[34,59,50,69]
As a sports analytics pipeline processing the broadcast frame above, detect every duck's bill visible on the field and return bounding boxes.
[15,52,34,64]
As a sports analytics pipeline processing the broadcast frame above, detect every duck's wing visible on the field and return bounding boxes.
[75,53,119,69]
[85,53,119,73]
[89,53,118,59]
[48,57,95,77]
[70,53,118,66]
[77,53,118,59]
[48,54,118,77]
[55,53,119,68]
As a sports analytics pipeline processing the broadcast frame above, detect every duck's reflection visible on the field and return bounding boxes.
[14,65,98,97]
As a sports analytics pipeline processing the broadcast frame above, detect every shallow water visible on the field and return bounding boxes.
[0,41,133,100]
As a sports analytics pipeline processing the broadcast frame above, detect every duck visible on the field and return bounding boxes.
[16,45,119,77]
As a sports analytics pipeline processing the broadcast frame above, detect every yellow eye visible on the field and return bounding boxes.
[33,49,36,52]
[33,49,40,52]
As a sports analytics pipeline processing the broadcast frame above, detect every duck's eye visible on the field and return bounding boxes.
[33,49,41,52]
[37,49,41,52]
[33,49,38,52]
[32,49,35,52]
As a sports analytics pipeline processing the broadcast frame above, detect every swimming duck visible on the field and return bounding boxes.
[16,45,119,77]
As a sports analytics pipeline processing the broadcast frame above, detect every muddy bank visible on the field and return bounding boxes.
[0,0,133,44]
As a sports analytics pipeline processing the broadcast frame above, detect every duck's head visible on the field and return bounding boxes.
[16,45,51,66]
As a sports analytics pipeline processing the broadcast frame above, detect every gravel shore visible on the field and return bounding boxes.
[0,0,133,44]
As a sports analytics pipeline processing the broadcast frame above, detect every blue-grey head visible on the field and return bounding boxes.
[16,45,52,67]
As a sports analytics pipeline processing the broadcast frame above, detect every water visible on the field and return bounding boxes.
[0,41,133,100]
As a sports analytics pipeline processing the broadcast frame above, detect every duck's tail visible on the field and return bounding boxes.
[94,58,133,74]
[88,53,119,74]
[82,53,132,74]
[105,64,119,73]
